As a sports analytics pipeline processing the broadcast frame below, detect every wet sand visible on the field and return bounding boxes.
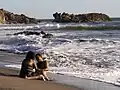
[0,68,80,90]
[0,51,120,90]
[0,51,80,90]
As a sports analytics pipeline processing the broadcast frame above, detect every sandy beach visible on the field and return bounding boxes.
[0,51,80,90]
[0,67,80,90]
[0,51,120,90]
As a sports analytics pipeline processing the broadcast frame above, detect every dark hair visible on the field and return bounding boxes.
[36,53,41,57]
[35,53,43,59]
[26,51,35,60]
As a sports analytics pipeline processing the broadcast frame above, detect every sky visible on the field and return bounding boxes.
[0,0,119,19]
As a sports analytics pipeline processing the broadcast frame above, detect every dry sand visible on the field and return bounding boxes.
[0,68,80,90]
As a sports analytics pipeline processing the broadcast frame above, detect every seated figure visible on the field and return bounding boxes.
[35,53,50,81]
[19,51,46,81]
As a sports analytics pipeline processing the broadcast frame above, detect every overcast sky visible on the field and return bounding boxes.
[0,0,119,19]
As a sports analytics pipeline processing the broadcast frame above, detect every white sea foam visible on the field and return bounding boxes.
[0,23,62,30]
[0,21,120,30]
[5,64,21,69]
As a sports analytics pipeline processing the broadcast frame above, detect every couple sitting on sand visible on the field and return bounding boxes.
[19,51,50,81]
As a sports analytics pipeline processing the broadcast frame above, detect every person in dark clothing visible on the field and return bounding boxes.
[19,51,46,81]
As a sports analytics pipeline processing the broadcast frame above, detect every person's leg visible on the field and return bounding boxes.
[42,71,50,81]
[26,75,40,79]
[26,75,46,81]
[36,69,50,81]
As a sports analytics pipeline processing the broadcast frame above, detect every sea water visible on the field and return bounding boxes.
[0,21,120,86]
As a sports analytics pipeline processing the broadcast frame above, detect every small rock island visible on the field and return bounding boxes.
[53,12,111,23]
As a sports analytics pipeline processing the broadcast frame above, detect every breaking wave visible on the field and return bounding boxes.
[0,21,120,30]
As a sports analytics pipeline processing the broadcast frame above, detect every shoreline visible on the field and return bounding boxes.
[0,51,120,90]
[0,51,80,90]
[1,67,120,90]
[0,67,80,90]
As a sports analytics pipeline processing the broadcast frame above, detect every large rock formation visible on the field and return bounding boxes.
[0,9,5,24]
[53,12,111,23]
[0,9,38,24]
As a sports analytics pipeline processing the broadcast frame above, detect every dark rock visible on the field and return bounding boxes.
[53,12,111,23]
[42,33,53,38]
[0,9,5,24]
[40,31,46,35]
[13,31,53,38]
[13,31,40,35]
[0,9,38,24]
[40,31,53,38]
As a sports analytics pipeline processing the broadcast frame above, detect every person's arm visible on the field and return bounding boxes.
[33,61,38,70]
[44,61,49,71]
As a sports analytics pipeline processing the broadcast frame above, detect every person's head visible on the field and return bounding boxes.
[26,51,35,60]
[36,53,43,62]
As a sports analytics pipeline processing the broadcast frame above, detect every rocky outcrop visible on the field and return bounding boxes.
[53,12,111,23]
[0,9,5,24]
[0,9,38,24]
[12,31,53,38]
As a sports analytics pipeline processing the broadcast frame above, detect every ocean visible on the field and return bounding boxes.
[0,20,120,86]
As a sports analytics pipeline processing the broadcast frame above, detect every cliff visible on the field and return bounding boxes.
[0,9,38,24]
[0,9,5,24]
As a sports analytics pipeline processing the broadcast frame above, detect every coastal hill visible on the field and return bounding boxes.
[53,12,111,23]
[0,9,38,24]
